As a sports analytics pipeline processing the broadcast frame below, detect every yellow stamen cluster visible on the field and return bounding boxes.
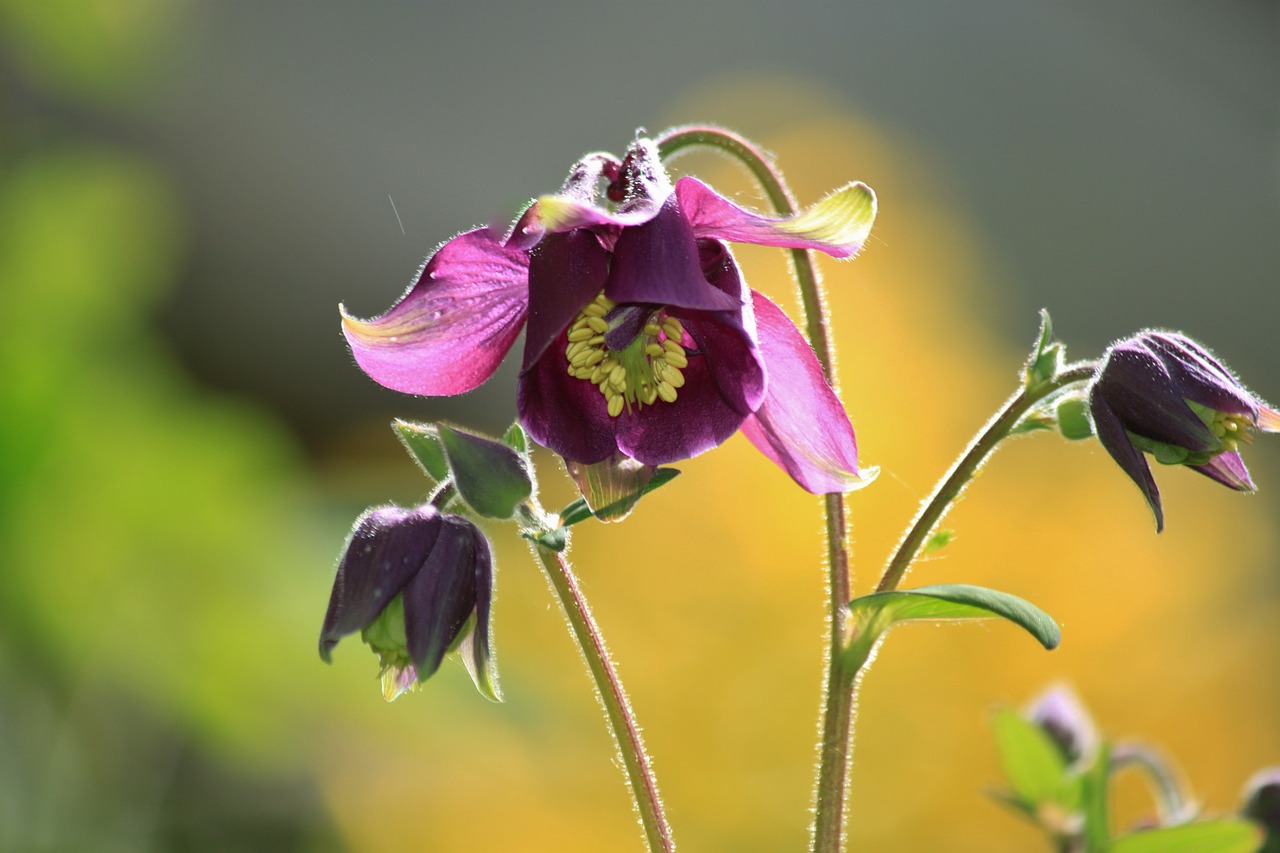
[565,293,689,418]
[1210,411,1253,453]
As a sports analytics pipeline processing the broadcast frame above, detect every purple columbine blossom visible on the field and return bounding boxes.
[319,505,497,701]
[1089,331,1280,531]
[342,138,878,494]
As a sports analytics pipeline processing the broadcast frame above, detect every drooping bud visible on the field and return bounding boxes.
[1024,684,1099,767]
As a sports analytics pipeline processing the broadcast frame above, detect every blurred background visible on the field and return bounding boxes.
[1,1,1277,851]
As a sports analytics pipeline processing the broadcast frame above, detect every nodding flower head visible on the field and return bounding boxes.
[319,505,498,701]
[1088,331,1279,531]
[341,137,879,495]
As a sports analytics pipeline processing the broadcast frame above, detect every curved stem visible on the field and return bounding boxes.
[876,363,1098,594]
[657,125,852,853]
[530,540,674,853]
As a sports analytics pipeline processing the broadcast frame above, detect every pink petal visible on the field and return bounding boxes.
[676,177,876,259]
[739,292,876,494]
[341,228,529,396]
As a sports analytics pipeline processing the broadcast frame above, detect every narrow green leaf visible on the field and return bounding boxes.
[437,424,532,519]
[846,584,1061,652]
[392,419,449,482]
[1111,819,1263,853]
[1082,741,1113,853]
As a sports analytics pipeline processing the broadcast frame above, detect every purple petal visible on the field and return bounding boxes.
[521,229,611,372]
[517,335,620,465]
[613,328,753,466]
[604,196,741,312]
[1096,342,1219,453]
[1144,332,1257,417]
[403,515,480,680]
[319,505,443,662]
[738,292,873,494]
[676,177,877,259]
[341,228,529,396]
[1190,450,1256,492]
[457,522,500,701]
[1090,392,1165,531]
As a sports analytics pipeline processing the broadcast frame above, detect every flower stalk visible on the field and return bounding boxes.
[657,125,855,853]
[876,363,1098,594]
[528,530,674,853]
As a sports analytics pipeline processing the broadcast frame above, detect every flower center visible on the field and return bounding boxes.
[565,292,690,418]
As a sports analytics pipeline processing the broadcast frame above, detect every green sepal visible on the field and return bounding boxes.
[1056,394,1095,440]
[991,706,1083,816]
[502,421,530,456]
[1110,819,1263,853]
[1082,741,1113,852]
[393,419,450,482]
[523,526,567,553]
[558,467,681,527]
[845,584,1060,667]
[437,424,533,519]
[1025,309,1066,391]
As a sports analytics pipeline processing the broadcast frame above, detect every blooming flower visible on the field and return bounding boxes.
[319,504,498,701]
[1089,331,1280,531]
[342,138,877,494]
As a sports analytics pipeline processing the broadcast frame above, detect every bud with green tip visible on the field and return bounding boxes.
[319,505,499,701]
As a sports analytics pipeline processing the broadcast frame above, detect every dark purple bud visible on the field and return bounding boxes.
[1089,331,1279,531]
[318,505,499,701]
[1242,768,1280,851]
[1025,685,1098,766]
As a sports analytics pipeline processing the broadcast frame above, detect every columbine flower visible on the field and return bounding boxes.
[1089,331,1280,531]
[319,505,498,701]
[342,137,877,494]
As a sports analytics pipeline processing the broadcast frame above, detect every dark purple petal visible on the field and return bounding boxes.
[680,241,765,415]
[613,346,750,465]
[1090,392,1165,531]
[521,229,610,372]
[457,523,499,701]
[1095,341,1220,453]
[403,515,481,680]
[342,228,529,395]
[737,292,872,494]
[1189,450,1256,492]
[507,153,627,250]
[676,177,877,259]
[1143,332,1257,417]
[517,335,620,464]
[604,197,741,312]
[319,505,443,662]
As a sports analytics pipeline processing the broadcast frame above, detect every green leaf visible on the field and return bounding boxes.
[991,707,1076,811]
[1082,741,1113,853]
[522,527,567,552]
[501,422,529,456]
[1025,309,1066,390]
[393,419,449,482]
[921,529,954,555]
[1111,819,1263,853]
[558,467,681,527]
[846,584,1061,659]
[437,424,532,519]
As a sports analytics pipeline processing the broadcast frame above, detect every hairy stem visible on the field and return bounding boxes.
[876,363,1098,593]
[657,125,854,853]
[531,540,674,853]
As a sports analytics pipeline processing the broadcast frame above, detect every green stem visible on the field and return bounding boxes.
[657,125,852,853]
[530,539,674,853]
[1111,742,1194,825]
[875,363,1098,594]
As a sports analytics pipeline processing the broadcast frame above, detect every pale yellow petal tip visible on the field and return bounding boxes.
[533,194,577,231]
[785,181,878,251]
[1256,405,1280,432]
[845,464,880,492]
